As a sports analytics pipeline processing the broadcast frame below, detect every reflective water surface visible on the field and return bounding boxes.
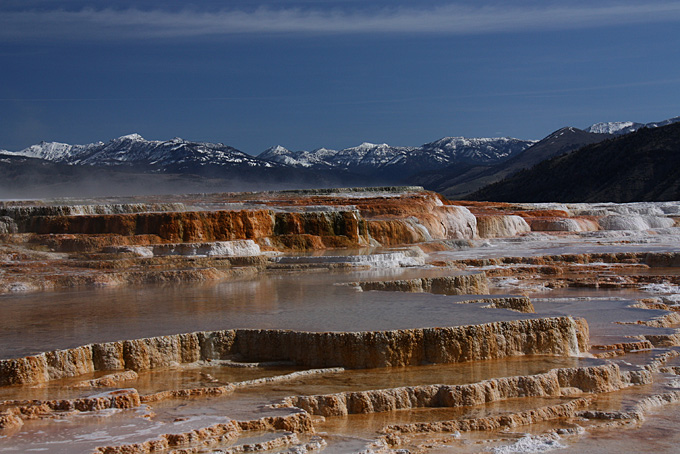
[0,267,531,360]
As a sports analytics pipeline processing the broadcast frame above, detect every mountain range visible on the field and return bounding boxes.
[3,134,536,177]
[1,116,679,200]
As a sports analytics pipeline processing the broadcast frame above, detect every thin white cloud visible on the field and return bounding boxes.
[2,2,680,41]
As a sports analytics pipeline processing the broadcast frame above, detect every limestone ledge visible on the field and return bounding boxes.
[0,389,140,431]
[591,340,654,352]
[5,190,484,252]
[351,274,535,312]
[93,411,314,454]
[640,349,680,372]
[103,239,263,258]
[380,397,592,438]
[281,364,625,417]
[578,390,680,423]
[0,317,588,386]
[474,297,535,313]
[616,310,680,329]
[352,273,490,297]
[22,209,372,249]
[642,332,680,347]
[162,434,327,454]
[591,340,654,358]
[0,368,344,431]
[451,252,680,268]
[0,203,188,225]
[476,215,531,238]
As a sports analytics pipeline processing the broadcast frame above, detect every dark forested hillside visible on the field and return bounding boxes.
[467,123,680,202]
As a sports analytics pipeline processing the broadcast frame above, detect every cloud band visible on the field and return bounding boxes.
[2,2,680,41]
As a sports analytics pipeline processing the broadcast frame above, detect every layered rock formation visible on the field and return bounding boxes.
[353,273,490,296]
[599,215,676,231]
[451,252,680,268]
[282,364,623,417]
[0,316,587,386]
[0,389,141,431]
[104,239,262,258]
[272,248,425,268]
[0,216,17,234]
[381,398,592,438]
[92,411,314,454]
[0,188,478,246]
[527,217,599,232]
[476,215,531,238]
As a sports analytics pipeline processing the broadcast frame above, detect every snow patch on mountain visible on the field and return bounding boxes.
[259,136,535,174]
[585,116,680,135]
[585,121,641,135]
[7,134,272,170]
[259,145,339,168]
[420,136,535,163]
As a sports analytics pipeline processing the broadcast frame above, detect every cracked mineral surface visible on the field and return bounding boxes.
[1,187,680,453]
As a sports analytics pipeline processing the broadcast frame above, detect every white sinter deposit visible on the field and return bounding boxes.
[105,240,262,258]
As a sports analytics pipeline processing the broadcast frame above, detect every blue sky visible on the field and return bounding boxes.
[1,0,680,154]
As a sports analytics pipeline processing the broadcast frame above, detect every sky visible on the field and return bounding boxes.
[1,0,680,154]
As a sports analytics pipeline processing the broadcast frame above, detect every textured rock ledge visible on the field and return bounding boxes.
[476,215,531,238]
[450,252,680,268]
[473,296,535,313]
[0,317,587,386]
[92,411,314,454]
[0,368,344,431]
[380,397,592,437]
[281,364,625,417]
[352,273,490,296]
[5,189,482,250]
[350,273,534,312]
[0,389,141,431]
[103,239,262,258]
[577,390,680,424]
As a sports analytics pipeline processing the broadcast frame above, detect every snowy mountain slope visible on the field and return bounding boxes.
[7,134,274,171]
[331,142,417,169]
[585,121,643,135]
[585,116,680,135]
[419,136,533,164]
[260,142,416,170]
[6,140,101,162]
[258,137,535,176]
[259,145,338,169]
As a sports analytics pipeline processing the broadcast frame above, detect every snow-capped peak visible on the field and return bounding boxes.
[545,127,580,139]
[585,121,639,135]
[263,145,290,155]
[4,134,274,170]
[116,133,145,141]
[312,147,336,154]
[356,142,386,149]
[585,116,680,136]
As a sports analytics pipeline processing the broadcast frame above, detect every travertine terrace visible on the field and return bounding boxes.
[1,187,680,453]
